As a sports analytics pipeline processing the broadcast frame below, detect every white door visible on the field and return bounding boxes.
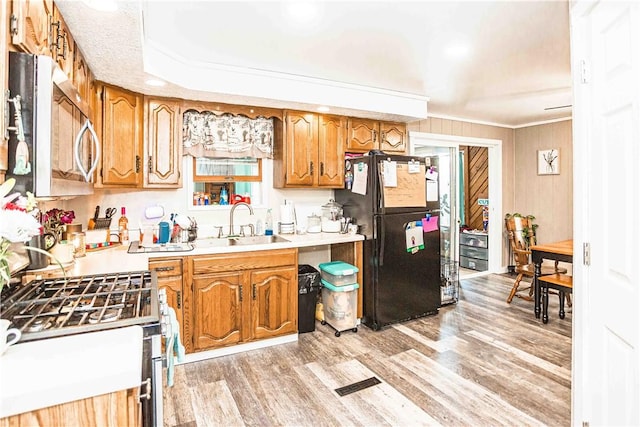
[571,1,640,425]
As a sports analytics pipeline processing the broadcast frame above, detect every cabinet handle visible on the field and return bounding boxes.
[135,155,141,173]
[177,291,182,309]
[239,285,243,302]
[252,284,257,300]
[154,266,174,272]
[310,161,314,175]
[320,162,324,176]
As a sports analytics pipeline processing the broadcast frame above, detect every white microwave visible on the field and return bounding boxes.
[6,52,100,198]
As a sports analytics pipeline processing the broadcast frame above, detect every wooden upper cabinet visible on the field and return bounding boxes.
[317,114,345,187]
[283,111,318,186]
[379,122,407,153]
[346,118,378,152]
[72,47,90,102]
[347,118,407,154]
[100,84,143,187]
[51,5,74,78]
[274,111,345,188]
[10,0,53,56]
[144,98,182,188]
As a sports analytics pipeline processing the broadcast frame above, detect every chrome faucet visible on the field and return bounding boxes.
[229,202,254,237]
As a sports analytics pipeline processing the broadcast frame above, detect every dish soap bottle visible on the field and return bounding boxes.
[265,209,273,236]
[220,184,229,205]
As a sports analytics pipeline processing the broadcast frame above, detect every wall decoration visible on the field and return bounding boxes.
[537,148,560,175]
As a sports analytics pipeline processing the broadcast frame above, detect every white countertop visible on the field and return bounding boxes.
[56,232,364,276]
[6,232,363,418]
[0,326,143,419]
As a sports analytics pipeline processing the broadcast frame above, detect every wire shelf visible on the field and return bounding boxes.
[441,259,459,305]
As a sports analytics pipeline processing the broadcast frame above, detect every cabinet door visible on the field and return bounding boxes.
[10,0,53,56]
[51,5,74,79]
[149,258,184,342]
[346,118,378,152]
[379,121,407,153]
[73,47,90,103]
[101,85,143,186]
[250,266,298,340]
[144,98,182,188]
[317,114,345,187]
[284,111,317,186]
[193,272,244,350]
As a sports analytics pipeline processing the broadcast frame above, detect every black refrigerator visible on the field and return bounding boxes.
[335,153,441,330]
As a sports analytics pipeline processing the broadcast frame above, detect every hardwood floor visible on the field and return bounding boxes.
[163,274,572,426]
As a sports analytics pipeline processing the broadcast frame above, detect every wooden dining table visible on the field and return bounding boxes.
[530,239,573,318]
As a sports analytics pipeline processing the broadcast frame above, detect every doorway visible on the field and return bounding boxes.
[409,132,503,279]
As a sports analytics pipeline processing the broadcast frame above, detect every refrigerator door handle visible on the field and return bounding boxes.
[379,217,385,266]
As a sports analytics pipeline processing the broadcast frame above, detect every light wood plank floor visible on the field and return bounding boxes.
[163,274,572,427]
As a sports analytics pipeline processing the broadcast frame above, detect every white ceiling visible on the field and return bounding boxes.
[56,0,572,127]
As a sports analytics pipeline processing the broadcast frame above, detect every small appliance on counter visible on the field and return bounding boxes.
[321,199,343,233]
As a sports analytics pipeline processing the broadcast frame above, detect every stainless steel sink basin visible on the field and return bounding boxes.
[196,235,290,248]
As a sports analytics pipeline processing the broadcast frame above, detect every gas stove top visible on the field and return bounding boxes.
[0,271,159,342]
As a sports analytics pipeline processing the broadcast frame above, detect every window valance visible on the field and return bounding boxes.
[182,110,274,159]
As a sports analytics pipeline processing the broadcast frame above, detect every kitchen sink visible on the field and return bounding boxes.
[196,235,290,248]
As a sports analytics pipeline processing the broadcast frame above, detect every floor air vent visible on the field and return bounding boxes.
[334,377,382,396]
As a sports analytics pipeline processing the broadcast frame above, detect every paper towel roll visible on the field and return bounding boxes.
[280,204,294,224]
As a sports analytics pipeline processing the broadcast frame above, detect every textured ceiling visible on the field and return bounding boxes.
[56,0,572,127]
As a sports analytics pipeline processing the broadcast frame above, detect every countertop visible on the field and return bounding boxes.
[5,232,363,418]
[0,326,143,419]
[48,232,364,277]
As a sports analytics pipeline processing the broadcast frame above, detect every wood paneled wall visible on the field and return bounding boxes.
[513,120,573,244]
[461,145,489,230]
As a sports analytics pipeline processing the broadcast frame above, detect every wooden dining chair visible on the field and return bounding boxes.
[505,215,567,303]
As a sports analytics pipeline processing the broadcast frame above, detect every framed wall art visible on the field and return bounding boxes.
[537,148,560,175]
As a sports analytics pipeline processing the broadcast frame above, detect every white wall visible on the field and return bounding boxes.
[55,158,335,240]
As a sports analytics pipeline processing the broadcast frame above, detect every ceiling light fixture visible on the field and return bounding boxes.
[81,0,117,12]
[145,78,166,87]
[444,42,470,60]
[283,2,321,26]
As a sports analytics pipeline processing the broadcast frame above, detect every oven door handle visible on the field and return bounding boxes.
[74,119,101,182]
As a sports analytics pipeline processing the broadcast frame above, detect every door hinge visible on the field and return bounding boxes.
[9,14,18,36]
[581,59,590,84]
[148,157,152,173]
[135,155,140,173]
[583,242,591,266]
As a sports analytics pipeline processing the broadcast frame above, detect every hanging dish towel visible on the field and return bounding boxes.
[166,307,185,387]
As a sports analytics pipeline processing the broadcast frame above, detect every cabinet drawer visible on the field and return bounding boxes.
[148,258,183,277]
[460,233,488,248]
[460,245,488,260]
[192,248,297,275]
[460,256,488,271]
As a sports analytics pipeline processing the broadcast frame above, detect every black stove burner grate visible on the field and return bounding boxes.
[0,270,160,342]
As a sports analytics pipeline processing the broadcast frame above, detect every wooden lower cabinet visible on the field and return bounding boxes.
[190,248,298,352]
[0,388,141,427]
[148,258,184,345]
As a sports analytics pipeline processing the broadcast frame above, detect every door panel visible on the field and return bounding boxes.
[372,212,440,328]
[572,1,640,424]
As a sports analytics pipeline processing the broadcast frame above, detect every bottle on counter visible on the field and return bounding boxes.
[265,209,273,236]
[220,184,229,205]
[118,207,129,244]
